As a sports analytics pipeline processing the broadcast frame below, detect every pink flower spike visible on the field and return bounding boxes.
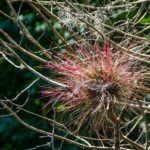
[103,40,111,82]
[41,91,62,96]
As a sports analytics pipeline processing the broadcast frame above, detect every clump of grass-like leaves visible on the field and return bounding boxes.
[43,40,149,134]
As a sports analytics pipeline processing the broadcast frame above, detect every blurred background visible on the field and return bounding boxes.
[0,0,149,149]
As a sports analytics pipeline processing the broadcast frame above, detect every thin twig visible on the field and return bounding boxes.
[1,40,68,88]
[0,51,24,69]
[0,29,47,63]
[0,100,124,150]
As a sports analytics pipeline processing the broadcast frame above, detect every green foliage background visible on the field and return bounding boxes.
[0,0,149,149]
[0,0,84,149]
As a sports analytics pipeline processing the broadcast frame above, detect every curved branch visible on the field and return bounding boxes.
[1,40,68,88]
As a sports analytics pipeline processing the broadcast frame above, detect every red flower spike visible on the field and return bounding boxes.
[41,91,62,96]
[103,40,111,82]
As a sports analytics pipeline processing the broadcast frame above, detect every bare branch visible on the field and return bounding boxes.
[0,40,68,88]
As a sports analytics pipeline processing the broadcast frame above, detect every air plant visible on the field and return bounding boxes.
[42,40,149,134]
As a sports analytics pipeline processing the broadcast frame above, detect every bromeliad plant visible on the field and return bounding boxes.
[1,0,150,150]
[43,39,150,140]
